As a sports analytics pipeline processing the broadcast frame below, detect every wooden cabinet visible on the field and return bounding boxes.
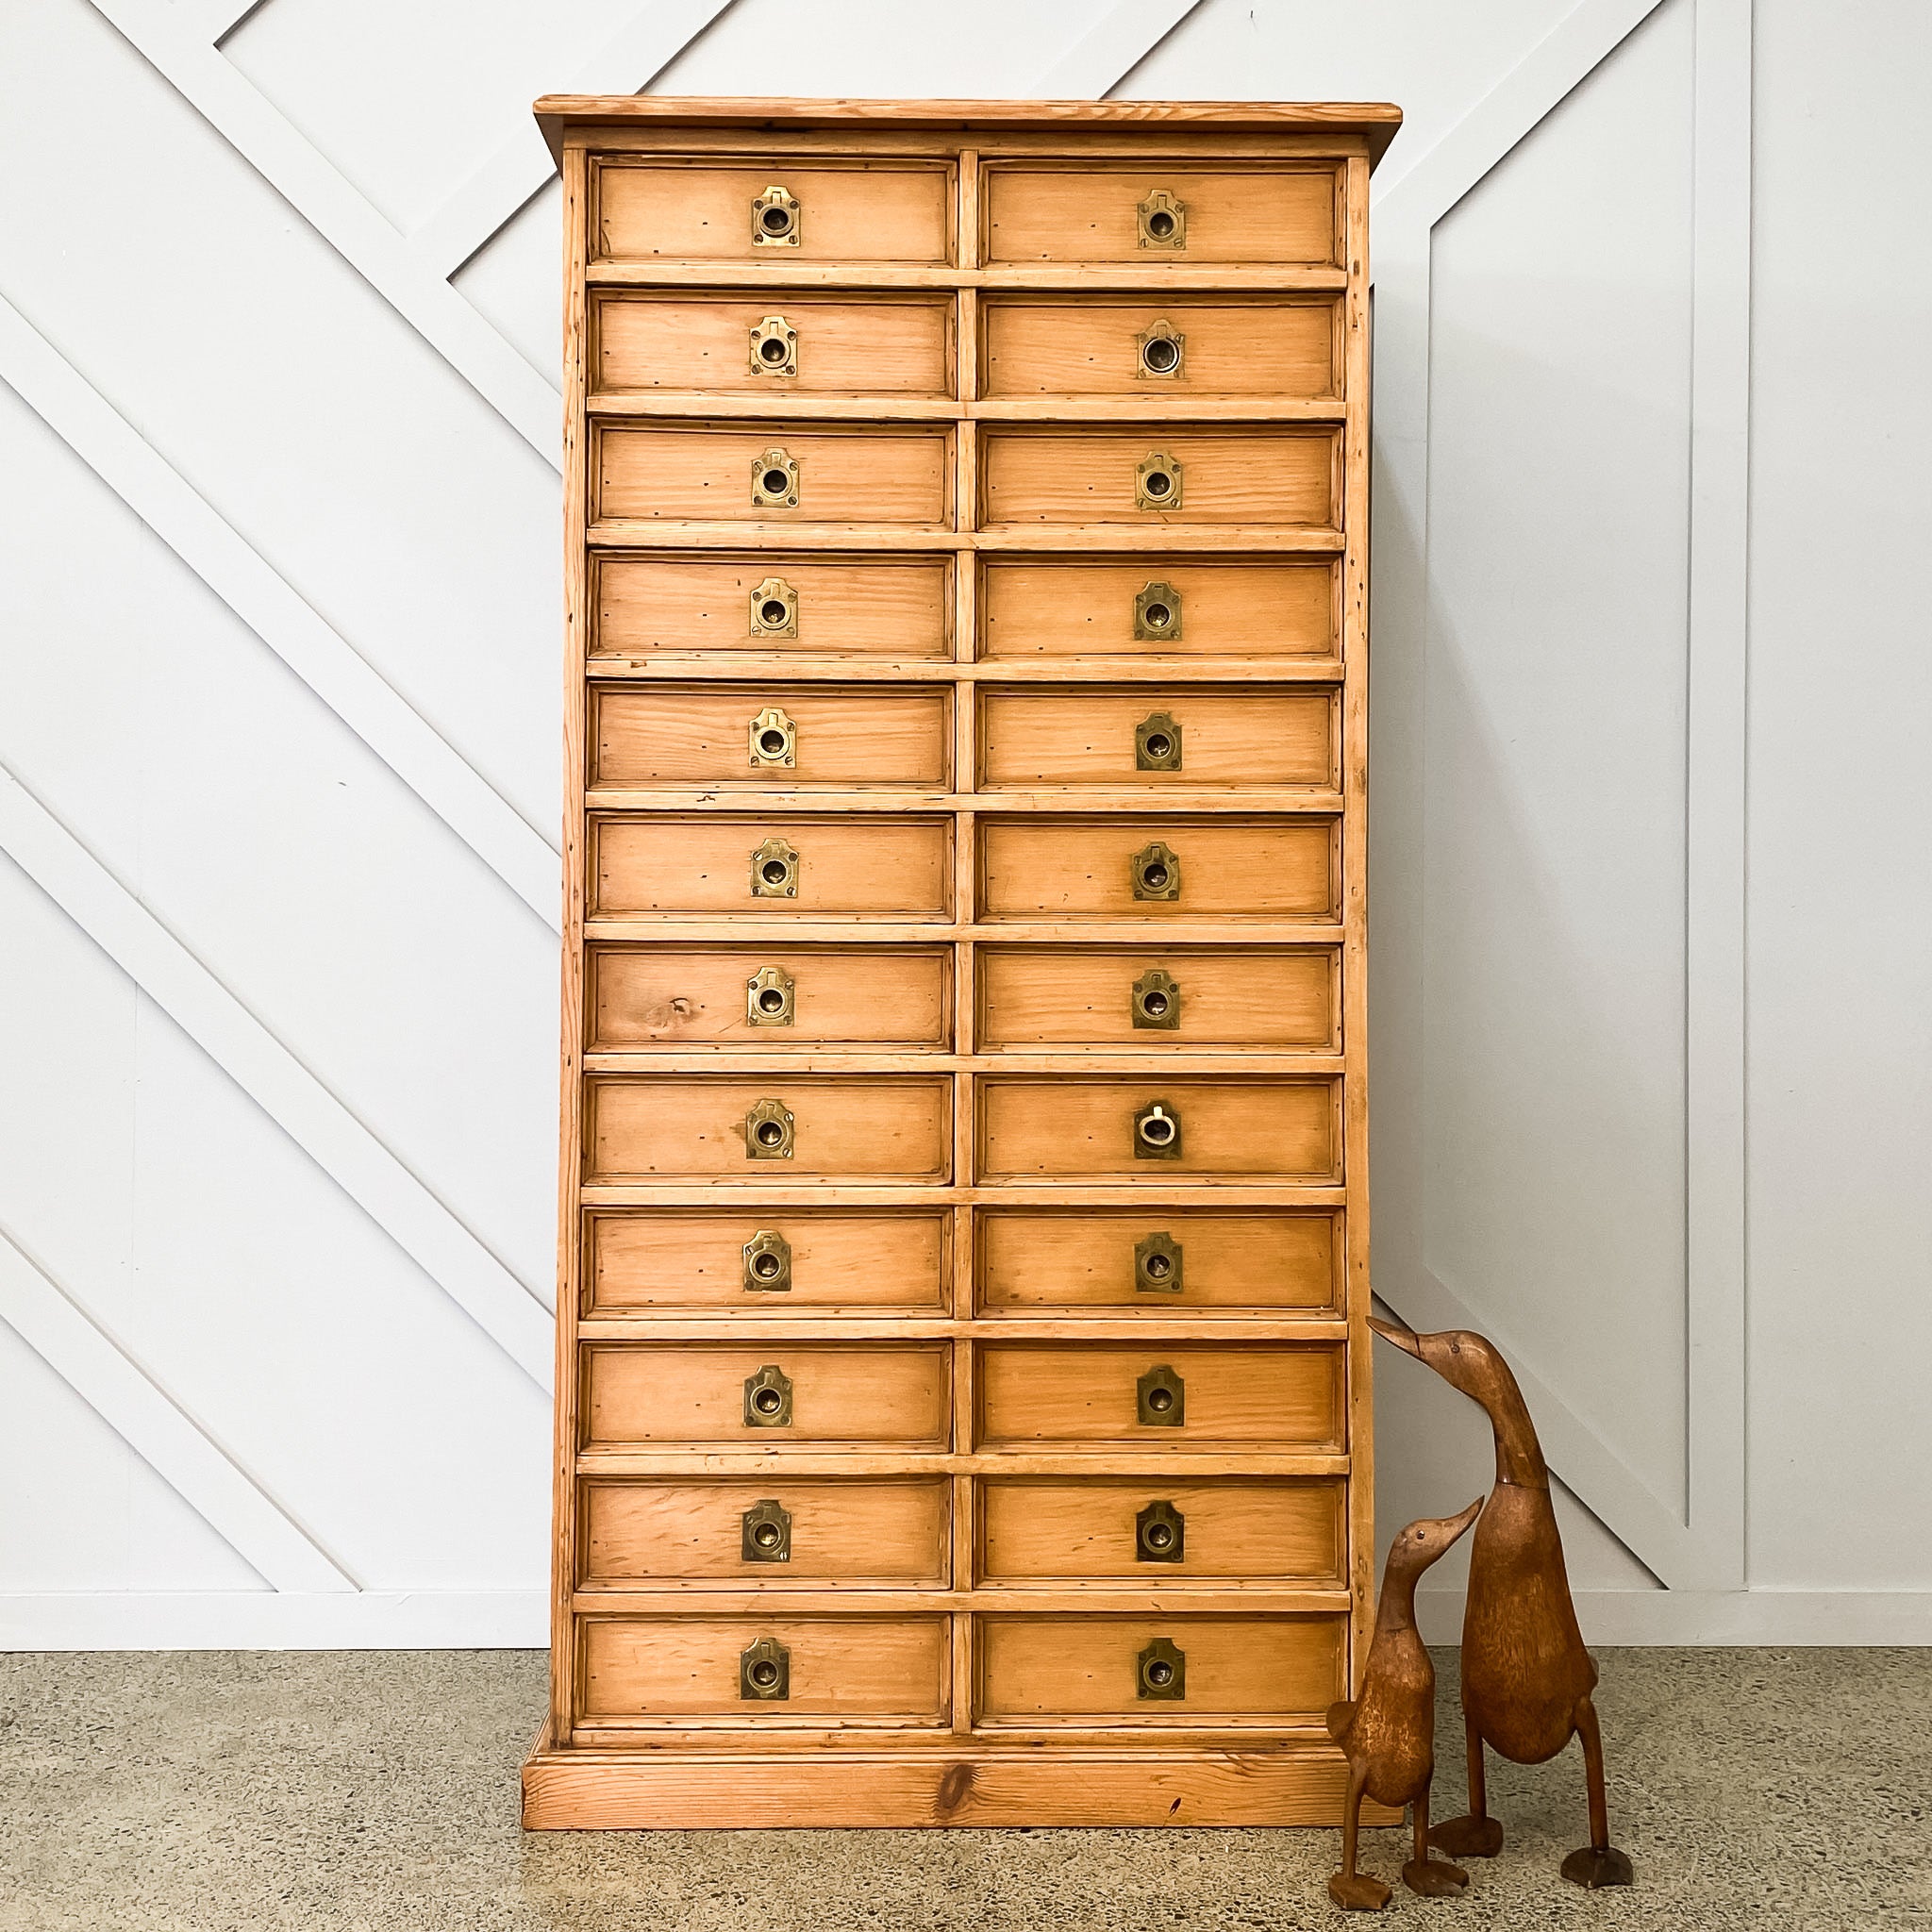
[526,94,1399,1832]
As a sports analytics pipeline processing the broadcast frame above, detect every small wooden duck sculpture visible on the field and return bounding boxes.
[1326,1498,1484,1911]
[1368,1318,1635,1889]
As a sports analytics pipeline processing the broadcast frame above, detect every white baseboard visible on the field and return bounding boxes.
[0,1591,547,1650]
[1416,1587,1932,1646]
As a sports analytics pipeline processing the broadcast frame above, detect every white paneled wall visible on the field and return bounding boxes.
[0,0,1925,1647]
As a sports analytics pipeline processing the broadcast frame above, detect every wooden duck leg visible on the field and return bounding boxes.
[1425,1719,1505,1858]
[1401,1788,1469,1897]
[1557,1696,1634,1889]
[1327,1766,1392,1912]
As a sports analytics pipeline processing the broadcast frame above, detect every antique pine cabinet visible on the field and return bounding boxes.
[524,95,1400,1831]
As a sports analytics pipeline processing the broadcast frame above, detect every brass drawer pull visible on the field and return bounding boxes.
[1136,450,1183,510]
[746,965,795,1027]
[741,1498,792,1563]
[740,1635,791,1699]
[1135,712,1183,772]
[1136,1499,1186,1563]
[1131,969,1180,1031]
[749,706,797,768]
[1137,1362,1185,1425]
[1133,1100,1182,1160]
[1137,1636,1187,1698]
[750,575,798,638]
[750,838,799,898]
[752,447,799,508]
[749,313,798,375]
[742,1228,792,1291]
[745,1098,795,1160]
[743,1363,793,1427]
[752,184,800,248]
[1137,319,1185,379]
[1133,580,1183,641]
[1137,190,1187,252]
[1129,841,1180,902]
[1135,1229,1183,1293]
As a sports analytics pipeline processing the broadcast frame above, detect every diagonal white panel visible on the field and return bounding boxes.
[1031,0,1208,93]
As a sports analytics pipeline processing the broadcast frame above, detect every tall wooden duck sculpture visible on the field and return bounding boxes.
[1326,1498,1484,1910]
[1368,1317,1635,1889]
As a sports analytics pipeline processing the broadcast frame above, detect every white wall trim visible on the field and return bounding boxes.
[1419,1589,1932,1647]
[1034,0,1208,95]
[0,1591,547,1650]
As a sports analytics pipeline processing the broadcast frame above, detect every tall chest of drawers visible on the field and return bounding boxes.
[525,95,1401,1831]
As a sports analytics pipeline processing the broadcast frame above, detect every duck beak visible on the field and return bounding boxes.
[1447,1496,1484,1541]
[1367,1314,1424,1358]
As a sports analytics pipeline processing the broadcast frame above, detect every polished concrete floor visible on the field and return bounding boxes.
[1,1648,1927,1930]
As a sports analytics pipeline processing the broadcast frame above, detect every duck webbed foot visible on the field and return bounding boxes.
[1327,1872,1392,1911]
[1426,1813,1504,1858]
[1560,1844,1634,1889]
[1402,1856,1469,1896]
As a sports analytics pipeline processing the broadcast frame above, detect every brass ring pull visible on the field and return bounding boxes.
[749,707,797,769]
[742,1228,792,1292]
[750,838,799,899]
[1136,451,1183,511]
[741,1498,793,1563]
[750,576,798,638]
[1129,841,1180,902]
[752,448,799,508]
[751,185,800,248]
[749,314,798,375]
[1137,320,1185,380]
[1135,1230,1184,1294]
[740,1635,791,1699]
[1137,190,1188,251]
[1135,712,1183,772]
[746,966,795,1027]
[743,1363,793,1427]
[1134,1100,1182,1160]
[1131,970,1181,1031]
[1136,1499,1186,1564]
[1137,1637,1187,1699]
[1137,1362,1185,1426]
[1134,581,1183,641]
[745,1098,795,1160]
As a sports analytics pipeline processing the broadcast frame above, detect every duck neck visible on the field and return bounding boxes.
[1375,1562,1421,1639]
[1489,1389,1550,1491]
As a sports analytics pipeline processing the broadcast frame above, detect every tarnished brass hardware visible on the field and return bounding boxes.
[740,1634,791,1699]
[1137,1636,1187,1699]
[750,838,799,898]
[1136,319,1186,379]
[751,185,800,248]
[1131,969,1181,1031]
[1135,711,1184,772]
[749,706,798,769]
[746,965,796,1028]
[1134,1100,1182,1160]
[743,1363,794,1427]
[1133,580,1183,642]
[1135,451,1183,511]
[752,447,799,508]
[1136,1499,1186,1564]
[742,1228,793,1292]
[1129,841,1180,902]
[741,1498,793,1564]
[1137,190,1188,252]
[1138,1362,1186,1427]
[1135,1230,1184,1294]
[744,1098,795,1161]
[749,313,798,375]
[749,575,798,638]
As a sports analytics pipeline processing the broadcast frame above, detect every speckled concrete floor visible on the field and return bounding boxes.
[1,1648,1926,1931]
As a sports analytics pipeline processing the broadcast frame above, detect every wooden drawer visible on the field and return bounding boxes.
[982,163,1341,266]
[580,1616,950,1724]
[978,815,1339,922]
[595,291,955,397]
[981,426,1337,528]
[591,814,953,919]
[976,1342,1345,1451]
[976,947,1339,1051]
[593,555,953,660]
[974,1615,1345,1726]
[976,1208,1339,1315]
[596,160,953,265]
[589,945,951,1051]
[596,424,952,525]
[585,1209,950,1314]
[976,687,1338,790]
[591,685,952,789]
[980,296,1341,401]
[978,558,1336,660]
[586,1074,952,1183]
[582,1478,950,1587]
[584,1342,951,1448]
[978,1478,1345,1585]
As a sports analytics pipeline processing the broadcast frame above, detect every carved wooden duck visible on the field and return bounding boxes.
[1368,1318,1634,1889]
[1326,1497,1484,1911]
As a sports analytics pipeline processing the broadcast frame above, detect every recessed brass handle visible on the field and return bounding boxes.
[1134,1101,1182,1161]
[740,1635,791,1699]
[1137,319,1185,379]
[751,185,800,249]
[1137,1499,1186,1564]
[743,1363,793,1427]
[745,1098,795,1160]
[742,1227,792,1292]
[1131,970,1180,1031]
[1135,712,1183,772]
[1136,451,1183,511]
[752,447,799,508]
[746,965,795,1027]
[750,575,798,638]
[1134,580,1183,642]
[1135,1230,1184,1293]
[749,706,797,769]
[750,838,799,898]
[1129,841,1180,902]
[749,313,798,375]
[1137,190,1188,251]
[741,1498,792,1563]
[1137,1636,1187,1698]
[1138,1363,1185,1426]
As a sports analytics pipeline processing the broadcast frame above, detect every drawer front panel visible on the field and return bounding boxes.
[976,1343,1345,1451]
[979,1478,1345,1585]
[587,1074,952,1182]
[976,947,1339,1051]
[582,1478,951,1587]
[975,1615,1345,1724]
[584,1343,951,1448]
[597,425,952,525]
[586,1209,950,1313]
[594,556,952,660]
[597,162,953,265]
[591,686,952,789]
[979,558,1335,660]
[977,688,1338,790]
[590,945,951,1050]
[979,816,1338,922]
[596,292,955,396]
[981,296,1340,401]
[977,1208,1338,1314]
[581,1616,950,1722]
[591,815,954,918]
[981,427,1337,529]
[982,165,1341,266]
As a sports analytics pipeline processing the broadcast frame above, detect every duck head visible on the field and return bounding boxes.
[1368,1316,1549,1489]
[1387,1496,1484,1581]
